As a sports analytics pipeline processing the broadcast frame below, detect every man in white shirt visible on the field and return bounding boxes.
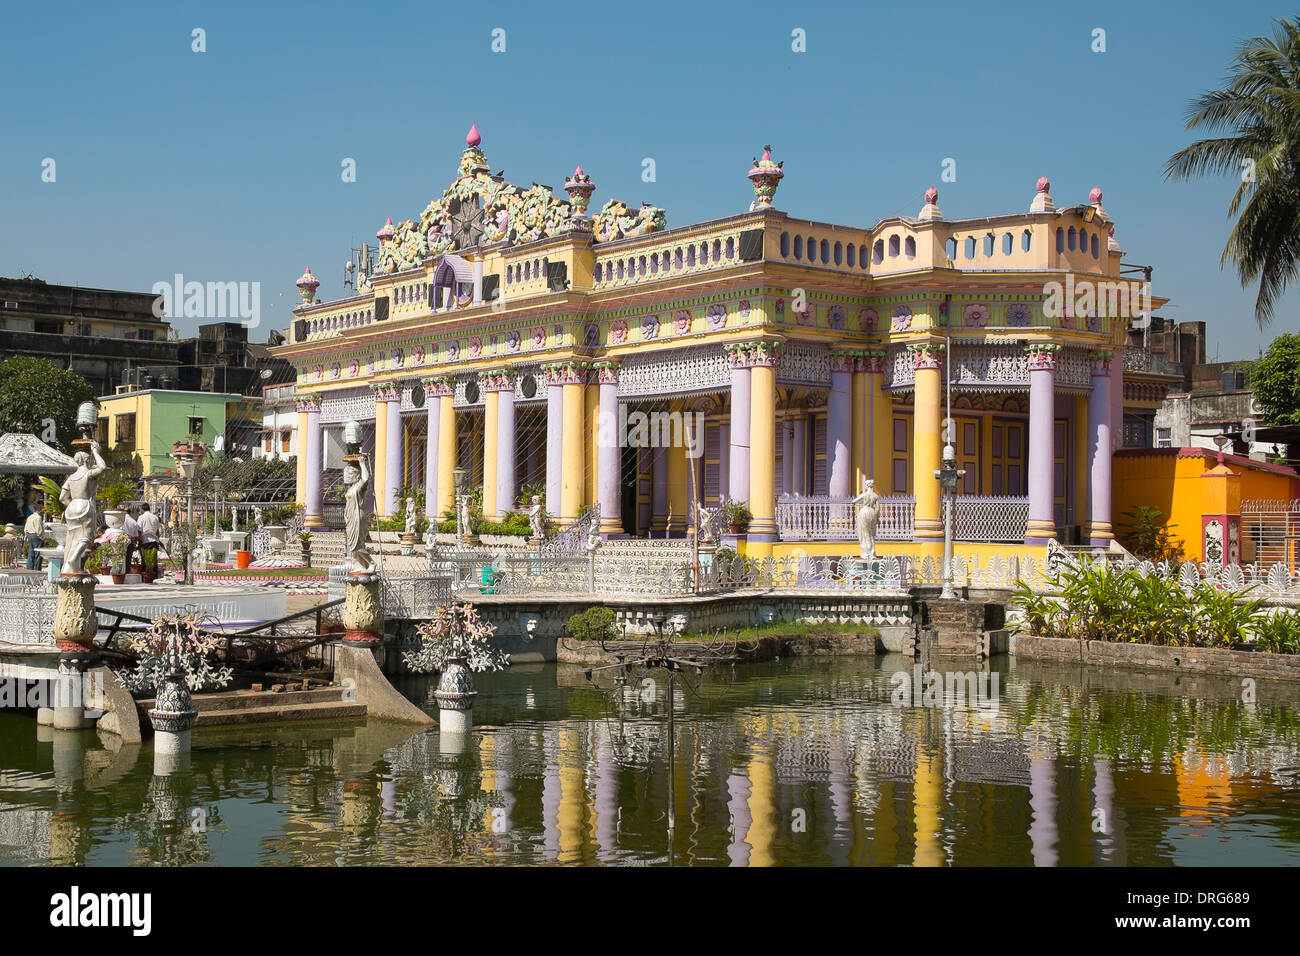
[137,504,162,577]
[24,504,44,571]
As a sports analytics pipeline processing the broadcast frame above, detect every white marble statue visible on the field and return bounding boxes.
[852,479,880,563]
[695,501,715,545]
[528,495,544,540]
[457,495,471,539]
[60,441,106,575]
[404,496,416,537]
[254,507,264,531]
[344,454,374,573]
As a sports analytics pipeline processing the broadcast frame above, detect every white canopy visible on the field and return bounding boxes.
[0,432,78,476]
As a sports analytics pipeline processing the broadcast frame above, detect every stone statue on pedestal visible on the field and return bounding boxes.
[458,495,472,540]
[852,479,880,564]
[60,442,106,575]
[404,496,417,537]
[344,453,374,573]
[528,495,544,540]
[695,501,715,544]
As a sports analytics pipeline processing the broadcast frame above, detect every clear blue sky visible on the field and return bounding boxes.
[0,0,1293,360]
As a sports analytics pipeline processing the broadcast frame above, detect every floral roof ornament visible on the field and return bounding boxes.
[564,166,596,216]
[376,218,396,242]
[0,432,78,476]
[367,127,669,277]
[295,267,320,304]
[747,145,785,209]
[918,185,942,221]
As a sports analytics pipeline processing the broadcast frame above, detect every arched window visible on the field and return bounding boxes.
[639,255,647,276]
[847,243,856,267]
[820,239,830,263]
[946,237,957,260]
[617,260,625,279]
[780,232,790,257]
[888,235,900,258]
[964,236,976,259]
[699,243,708,266]
[794,236,803,259]
[650,256,658,275]
[1002,232,1013,255]
[1067,227,1076,251]
[686,245,696,267]
[873,239,884,264]
[834,241,842,265]
[1055,228,1064,253]
[984,234,995,257]
[674,248,683,270]
[712,239,721,261]
[725,237,735,259]
[905,236,916,258]
[807,236,816,260]
[1091,234,1100,258]
[860,244,869,268]
[1022,229,1032,252]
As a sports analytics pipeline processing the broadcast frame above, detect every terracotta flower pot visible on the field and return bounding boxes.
[110,574,126,585]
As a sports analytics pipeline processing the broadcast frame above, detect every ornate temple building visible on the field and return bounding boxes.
[275,126,1171,558]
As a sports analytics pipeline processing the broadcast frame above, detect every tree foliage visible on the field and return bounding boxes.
[1164,16,1300,327]
[0,356,94,450]
[1251,332,1300,424]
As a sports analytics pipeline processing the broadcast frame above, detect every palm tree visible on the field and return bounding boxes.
[1164,17,1300,328]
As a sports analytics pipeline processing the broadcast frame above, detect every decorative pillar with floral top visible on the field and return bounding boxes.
[747,145,785,209]
[1025,343,1062,544]
[295,267,320,305]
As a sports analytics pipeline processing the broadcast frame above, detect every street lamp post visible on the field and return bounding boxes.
[932,440,965,600]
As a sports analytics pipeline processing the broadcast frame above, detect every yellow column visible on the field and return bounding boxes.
[747,349,778,556]
[482,378,499,520]
[372,386,388,518]
[560,365,586,525]
[295,402,309,506]
[868,353,892,491]
[911,345,943,541]
[584,377,600,509]
[851,359,866,493]
[437,387,456,520]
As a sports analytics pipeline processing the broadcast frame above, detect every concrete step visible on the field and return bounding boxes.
[138,686,345,713]
[187,700,367,727]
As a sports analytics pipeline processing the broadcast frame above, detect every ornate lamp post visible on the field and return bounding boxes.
[932,439,965,600]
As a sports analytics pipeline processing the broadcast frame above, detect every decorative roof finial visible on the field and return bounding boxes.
[1089,186,1103,205]
[564,165,596,216]
[296,267,320,304]
[466,124,481,147]
[747,145,785,210]
[376,217,395,242]
[1030,176,1054,213]
[918,186,942,221]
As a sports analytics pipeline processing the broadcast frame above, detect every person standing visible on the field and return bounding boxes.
[137,503,161,578]
[24,503,45,571]
[121,507,142,573]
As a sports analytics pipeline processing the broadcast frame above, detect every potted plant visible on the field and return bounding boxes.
[100,536,128,584]
[98,480,136,530]
[298,530,313,566]
[721,500,752,534]
[262,503,297,551]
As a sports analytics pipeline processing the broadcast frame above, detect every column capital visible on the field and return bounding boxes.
[592,361,620,385]
[829,351,855,374]
[907,342,945,370]
[1087,349,1114,376]
[422,375,455,398]
[1025,342,1062,371]
[725,340,783,369]
[478,369,516,392]
[544,361,589,385]
[857,348,887,374]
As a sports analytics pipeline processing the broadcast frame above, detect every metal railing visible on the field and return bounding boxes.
[776,495,915,541]
[952,496,1029,543]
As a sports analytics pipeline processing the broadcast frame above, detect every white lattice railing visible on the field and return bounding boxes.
[952,496,1029,543]
[776,495,915,541]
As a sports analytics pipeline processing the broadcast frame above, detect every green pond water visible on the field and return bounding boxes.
[2,654,1299,866]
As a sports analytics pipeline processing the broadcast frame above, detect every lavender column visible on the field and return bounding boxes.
[496,376,516,518]
[728,355,751,504]
[827,355,852,497]
[1025,346,1058,544]
[385,386,402,518]
[1087,353,1113,546]
[423,380,439,521]
[546,370,563,517]
[304,400,323,528]
[597,365,622,536]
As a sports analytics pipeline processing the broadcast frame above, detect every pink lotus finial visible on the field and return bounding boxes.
[1089,186,1103,204]
[924,186,938,204]
[1036,176,1051,193]
[574,165,584,177]
[466,124,481,147]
